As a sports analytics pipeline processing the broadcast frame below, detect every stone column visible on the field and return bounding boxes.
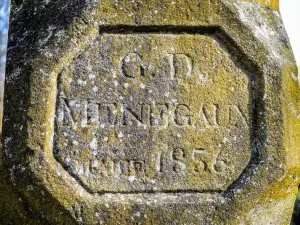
[1,0,299,224]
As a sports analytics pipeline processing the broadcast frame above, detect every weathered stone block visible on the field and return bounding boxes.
[1,0,300,224]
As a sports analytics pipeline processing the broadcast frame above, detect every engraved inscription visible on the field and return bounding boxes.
[57,100,248,129]
[122,53,145,78]
[55,34,252,193]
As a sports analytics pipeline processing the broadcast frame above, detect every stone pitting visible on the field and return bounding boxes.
[54,28,261,194]
[2,0,299,224]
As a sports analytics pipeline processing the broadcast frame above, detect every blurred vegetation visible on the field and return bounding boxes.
[0,82,2,132]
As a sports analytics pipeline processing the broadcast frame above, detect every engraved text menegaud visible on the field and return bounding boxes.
[57,100,248,129]
[57,52,248,130]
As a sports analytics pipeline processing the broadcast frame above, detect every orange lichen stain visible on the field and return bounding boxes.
[241,0,279,10]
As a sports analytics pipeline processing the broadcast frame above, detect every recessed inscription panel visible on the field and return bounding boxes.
[54,33,252,193]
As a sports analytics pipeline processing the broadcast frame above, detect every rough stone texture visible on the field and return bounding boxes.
[1,0,300,224]
[55,33,251,193]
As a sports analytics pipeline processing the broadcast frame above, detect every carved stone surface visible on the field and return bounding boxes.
[1,0,300,224]
[55,33,251,193]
